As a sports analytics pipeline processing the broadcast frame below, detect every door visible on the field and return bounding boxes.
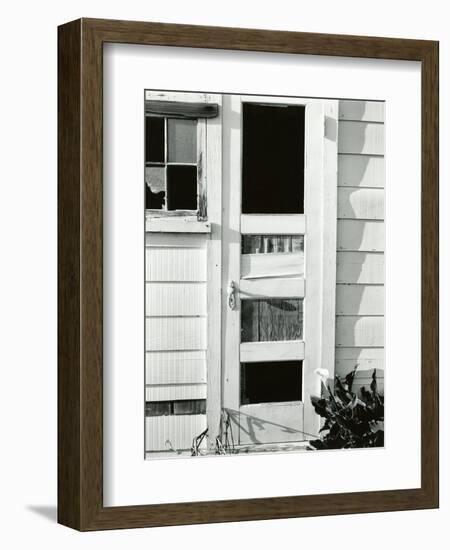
[221,94,337,448]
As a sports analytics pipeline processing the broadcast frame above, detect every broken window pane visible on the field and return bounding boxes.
[173,399,206,415]
[242,235,304,254]
[168,119,197,163]
[145,401,171,416]
[145,400,206,417]
[242,103,305,214]
[241,361,302,404]
[145,166,166,209]
[241,299,303,342]
[145,116,165,163]
[167,165,197,211]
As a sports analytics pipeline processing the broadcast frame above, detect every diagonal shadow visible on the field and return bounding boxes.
[225,407,306,445]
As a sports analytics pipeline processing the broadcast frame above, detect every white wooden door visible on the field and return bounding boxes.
[221,95,338,448]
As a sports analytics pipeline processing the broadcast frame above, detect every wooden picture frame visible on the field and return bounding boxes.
[58,18,439,531]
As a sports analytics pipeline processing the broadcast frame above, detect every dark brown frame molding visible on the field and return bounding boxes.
[58,18,439,531]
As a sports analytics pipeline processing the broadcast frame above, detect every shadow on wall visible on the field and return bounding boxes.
[335,100,384,393]
[225,408,308,445]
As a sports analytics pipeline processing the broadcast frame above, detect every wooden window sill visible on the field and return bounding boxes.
[145,216,211,233]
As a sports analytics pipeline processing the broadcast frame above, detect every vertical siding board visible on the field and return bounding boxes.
[205,96,223,447]
[221,94,242,421]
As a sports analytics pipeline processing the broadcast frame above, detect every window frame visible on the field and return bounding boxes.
[145,91,220,233]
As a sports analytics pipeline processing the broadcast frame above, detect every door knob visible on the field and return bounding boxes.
[227,281,236,310]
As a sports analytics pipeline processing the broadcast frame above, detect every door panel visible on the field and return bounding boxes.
[222,95,315,447]
[240,340,305,363]
[239,402,305,445]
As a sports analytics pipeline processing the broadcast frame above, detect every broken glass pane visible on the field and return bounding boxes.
[173,399,206,415]
[145,166,166,209]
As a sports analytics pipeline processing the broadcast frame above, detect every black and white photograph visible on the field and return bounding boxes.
[144,90,385,457]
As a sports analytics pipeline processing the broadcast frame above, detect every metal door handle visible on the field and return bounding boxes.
[227,281,236,310]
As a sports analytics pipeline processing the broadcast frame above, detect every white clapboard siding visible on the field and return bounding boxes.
[145,415,207,452]
[335,347,384,383]
[336,252,384,284]
[145,351,207,384]
[336,284,384,315]
[240,214,306,235]
[145,383,207,401]
[241,253,304,279]
[335,347,384,377]
[338,121,384,155]
[146,317,207,351]
[351,372,384,395]
[239,277,305,299]
[337,187,384,220]
[338,154,385,188]
[145,247,207,281]
[337,220,384,252]
[145,283,207,316]
[335,316,384,347]
[240,340,305,363]
[239,402,304,445]
[335,99,385,385]
[338,100,385,122]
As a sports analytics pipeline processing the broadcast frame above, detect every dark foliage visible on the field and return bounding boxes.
[309,367,384,450]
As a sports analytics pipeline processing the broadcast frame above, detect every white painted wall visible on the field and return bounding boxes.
[336,100,385,394]
[1,1,448,548]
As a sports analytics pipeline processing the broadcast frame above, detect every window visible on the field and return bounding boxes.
[241,361,302,404]
[145,116,202,215]
[144,95,220,227]
[242,103,305,214]
[145,399,206,417]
